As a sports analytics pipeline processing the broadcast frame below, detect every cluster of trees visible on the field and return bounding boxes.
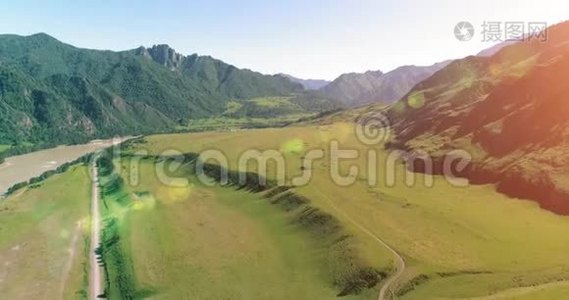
[224,100,302,119]
[223,92,343,120]
[298,108,344,121]
[99,216,138,299]
[181,153,275,192]
[94,152,155,299]
[95,152,126,296]
[289,91,344,113]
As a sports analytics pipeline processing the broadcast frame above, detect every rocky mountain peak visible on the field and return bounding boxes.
[363,70,384,77]
[145,44,185,69]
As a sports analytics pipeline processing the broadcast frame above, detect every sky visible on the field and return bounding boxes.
[1,0,568,80]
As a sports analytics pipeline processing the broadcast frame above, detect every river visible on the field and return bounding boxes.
[0,137,126,195]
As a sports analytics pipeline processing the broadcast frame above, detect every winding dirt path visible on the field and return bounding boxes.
[89,164,103,299]
[58,220,83,299]
[313,187,406,300]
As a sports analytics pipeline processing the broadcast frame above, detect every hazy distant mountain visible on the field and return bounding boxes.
[476,41,518,57]
[0,33,340,145]
[278,73,330,90]
[320,62,450,107]
[319,70,383,106]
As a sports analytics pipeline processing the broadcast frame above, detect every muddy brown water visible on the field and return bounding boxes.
[0,138,127,195]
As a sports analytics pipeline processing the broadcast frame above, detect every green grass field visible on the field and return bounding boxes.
[178,115,309,132]
[247,96,295,107]
[6,122,569,299]
[133,123,569,299]
[0,165,91,299]
[96,155,380,299]
[175,96,324,133]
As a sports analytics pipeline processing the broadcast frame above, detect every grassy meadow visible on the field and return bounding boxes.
[176,96,317,132]
[132,123,569,299]
[179,115,308,132]
[96,154,380,299]
[0,165,91,299]
[5,122,569,299]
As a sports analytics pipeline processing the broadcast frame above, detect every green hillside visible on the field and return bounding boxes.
[332,21,569,215]
[0,33,340,147]
[133,123,569,299]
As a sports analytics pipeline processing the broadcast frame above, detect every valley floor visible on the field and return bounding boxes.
[96,157,378,299]
[136,123,569,299]
[5,123,569,299]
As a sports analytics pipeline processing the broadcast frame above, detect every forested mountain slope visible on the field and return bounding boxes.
[0,33,338,146]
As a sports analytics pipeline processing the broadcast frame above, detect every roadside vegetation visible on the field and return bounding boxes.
[96,151,141,299]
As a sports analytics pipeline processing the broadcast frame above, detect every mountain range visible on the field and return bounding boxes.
[319,61,451,107]
[0,33,341,146]
[313,41,515,107]
[277,74,330,90]
[475,41,517,57]
[4,27,566,211]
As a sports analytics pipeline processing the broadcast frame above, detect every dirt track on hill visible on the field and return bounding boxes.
[58,220,82,299]
[313,187,406,300]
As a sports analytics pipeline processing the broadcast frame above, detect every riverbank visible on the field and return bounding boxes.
[0,137,128,195]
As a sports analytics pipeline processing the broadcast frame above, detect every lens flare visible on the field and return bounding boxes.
[157,184,193,204]
[407,91,426,109]
[280,138,304,154]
